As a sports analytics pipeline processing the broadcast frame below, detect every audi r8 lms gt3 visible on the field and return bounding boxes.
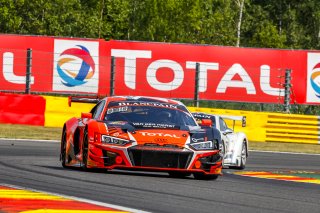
[60,96,223,180]
[192,112,248,170]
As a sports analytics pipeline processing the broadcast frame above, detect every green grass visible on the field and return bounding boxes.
[0,124,319,154]
[249,141,320,154]
[0,124,62,140]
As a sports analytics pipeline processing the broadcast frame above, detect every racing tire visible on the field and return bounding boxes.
[193,173,219,180]
[168,172,191,178]
[220,140,226,168]
[238,141,247,170]
[230,141,247,170]
[61,130,67,168]
[82,129,89,171]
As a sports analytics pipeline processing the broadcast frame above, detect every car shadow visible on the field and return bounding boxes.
[38,165,195,179]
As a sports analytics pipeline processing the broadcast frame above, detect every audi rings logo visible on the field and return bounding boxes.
[57,45,95,87]
[310,63,320,97]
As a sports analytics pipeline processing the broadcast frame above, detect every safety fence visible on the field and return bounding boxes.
[2,34,316,108]
[0,93,319,144]
[0,47,289,104]
[188,107,320,144]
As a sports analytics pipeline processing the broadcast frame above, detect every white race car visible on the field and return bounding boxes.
[192,112,248,169]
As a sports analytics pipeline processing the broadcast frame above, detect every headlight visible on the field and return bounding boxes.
[189,141,213,150]
[101,135,132,146]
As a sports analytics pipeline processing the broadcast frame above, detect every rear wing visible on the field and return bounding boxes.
[68,96,100,107]
[220,115,246,128]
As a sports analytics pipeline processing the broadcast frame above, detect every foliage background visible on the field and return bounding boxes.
[1,0,319,49]
[1,0,320,113]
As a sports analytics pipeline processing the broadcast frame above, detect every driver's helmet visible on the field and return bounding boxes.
[156,111,172,123]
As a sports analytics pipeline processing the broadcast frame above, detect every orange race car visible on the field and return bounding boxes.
[60,96,223,179]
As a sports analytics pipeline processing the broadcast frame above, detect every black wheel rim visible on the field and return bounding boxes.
[219,141,225,167]
[61,131,66,164]
[83,131,88,167]
[241,142,247,165]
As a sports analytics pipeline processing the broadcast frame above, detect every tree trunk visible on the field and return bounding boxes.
[236,0,245,47]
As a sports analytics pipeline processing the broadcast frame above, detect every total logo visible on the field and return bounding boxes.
[57,45,95,87]
[307,53,320,103]
[310,63,320,97]
[53,39,99,93]
[139,132,181,138]
[111,49,284,96]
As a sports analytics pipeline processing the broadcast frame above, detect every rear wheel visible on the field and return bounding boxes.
[230,141,247,170]
[82,130,89,170]
[61,131,67,168]
[219,140,226,167]
[193,173,219,180]
[238,141,247,170]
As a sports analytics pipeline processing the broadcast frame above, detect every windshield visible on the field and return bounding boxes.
[104,102,197,128]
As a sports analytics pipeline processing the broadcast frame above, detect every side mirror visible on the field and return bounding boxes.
[81,112,92,120]
[223,128,233,135]
[242,116,246,127]
[68,96,72,107]
[201,119,212,127]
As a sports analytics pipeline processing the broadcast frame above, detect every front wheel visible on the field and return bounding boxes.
[61,131,67,168]
[82,130,89,170]
[193,173,219,180]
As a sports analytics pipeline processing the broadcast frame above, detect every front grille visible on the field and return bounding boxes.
[128,146,193,169]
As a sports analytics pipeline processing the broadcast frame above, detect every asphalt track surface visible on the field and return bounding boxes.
[0,139,319,213]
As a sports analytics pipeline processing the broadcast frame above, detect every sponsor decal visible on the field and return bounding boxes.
[139,131,181,138]
[132,122,178,129]
[2,52,35,85]
[111,48,284,98]
[193,113,211,119]
[307,53,320,103]
[154,138,168,143]
[191,138,205,142]
[53,39,99,93]
[107,121,128,125]
[107,106,128,114]
[118,102,178,109]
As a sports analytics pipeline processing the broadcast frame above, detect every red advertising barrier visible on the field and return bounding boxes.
[1,34,320,104]
[0,35,54,93]
[108,40,309,104]
[0,93,46,126]
[0,34,107,95]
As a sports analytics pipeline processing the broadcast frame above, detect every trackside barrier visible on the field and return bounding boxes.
[188,107,267,142]
[265,113,320,144]
[44,96,95,127]
[188,107,320,144]
[0,93,45,126]
[40,97,320,144]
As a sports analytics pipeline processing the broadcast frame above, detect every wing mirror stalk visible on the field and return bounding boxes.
[81,112,92,120]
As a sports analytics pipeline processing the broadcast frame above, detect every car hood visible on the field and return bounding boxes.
[101,121,206,147]
[130,129,189,146]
